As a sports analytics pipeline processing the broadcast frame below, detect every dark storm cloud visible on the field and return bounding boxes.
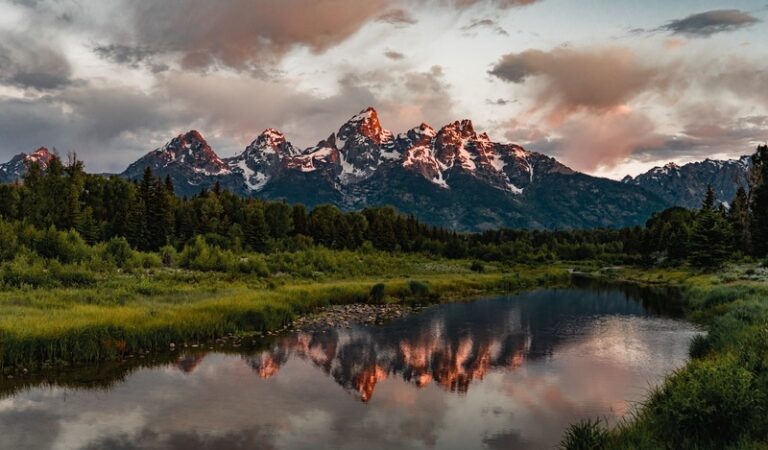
[659,9,760,37]
[0,85,183,171]
[93,44,159,69]
[0,36,73,90]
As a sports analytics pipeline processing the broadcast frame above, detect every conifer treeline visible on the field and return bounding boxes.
[639,144,768,268]
[1,145,767,267]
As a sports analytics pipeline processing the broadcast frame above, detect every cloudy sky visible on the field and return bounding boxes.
[0,0,766,178]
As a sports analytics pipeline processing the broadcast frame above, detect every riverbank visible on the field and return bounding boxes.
[0,255,570,371]
[562,265,768,450]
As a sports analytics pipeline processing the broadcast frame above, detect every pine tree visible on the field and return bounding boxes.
[292,204,309,236]
[265,201,293,239]
[749,144,768,257]
[64,156,86,232]
[164,175,175,195]
[145,178,173,250]
[125,193,146,249]
[244,203,270,252]
[689,185,731,269]
[728,185,750,254]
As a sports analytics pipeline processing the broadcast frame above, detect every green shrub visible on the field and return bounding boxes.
[33,226,91,263]
[159,245,176,267]
[690,285,759,310]
[370,283,386,304]
[646,355,763,448]
[0,254,52,288]
[559,419,608,450]
[103,237,133,268]
[408,280,430,297]
[0,219,20,261]
[178,236,237,272]
[127,252,162,270]
[688,334,711,359]
[469,261,485,273]
[237,255,270,276]
[49,262,96,287]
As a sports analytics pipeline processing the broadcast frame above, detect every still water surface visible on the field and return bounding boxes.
[0,284,700,450]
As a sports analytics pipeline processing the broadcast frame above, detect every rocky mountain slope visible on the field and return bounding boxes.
[4,107,752,230]
[0,147,54,183]
[119,107,669,229]
[622,156,751,208]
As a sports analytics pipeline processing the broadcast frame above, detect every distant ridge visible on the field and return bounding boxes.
[2,107,752,230]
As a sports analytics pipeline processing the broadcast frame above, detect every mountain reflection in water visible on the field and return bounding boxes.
[0,285,700,450]
[244,306,531,402]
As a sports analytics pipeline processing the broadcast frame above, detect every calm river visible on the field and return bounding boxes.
[0,283,700,450]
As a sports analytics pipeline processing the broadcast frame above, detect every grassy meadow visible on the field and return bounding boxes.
[0,245,569,370]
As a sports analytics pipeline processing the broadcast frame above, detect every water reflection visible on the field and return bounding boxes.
[0,286,699,450]
[241,282,685,403]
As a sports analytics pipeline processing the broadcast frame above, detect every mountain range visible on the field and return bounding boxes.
[0,107,754,230]
[621,156,751,208]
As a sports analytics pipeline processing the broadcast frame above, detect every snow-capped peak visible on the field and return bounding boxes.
[244,128,299,158]
[150,130,230,175]
[0,147,55,182]
[337,107,391,145]
[28,147,53,163]
[258,128,286,146]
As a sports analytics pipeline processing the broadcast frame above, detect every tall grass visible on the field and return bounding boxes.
[0,261,570,369]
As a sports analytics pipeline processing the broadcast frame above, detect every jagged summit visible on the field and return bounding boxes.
[0,146,56,183]
[120,109,576,198]
[29,147,54,163]
[121,129,230,187]
[0,106,707,230]
[338,107,386,141]
[245,129,298,157]
[155,130,224,166]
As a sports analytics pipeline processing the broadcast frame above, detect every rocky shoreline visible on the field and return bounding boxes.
[288,303,416,332]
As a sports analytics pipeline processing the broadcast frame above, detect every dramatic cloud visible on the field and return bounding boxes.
[659,9,760,37]
[489,47,663,122]
[93,44,168,72]
[490,44,768,172]
[639,105,768,162]
[0,84,182,171]
[0,0,766,177]
[551,108,665,172]
[161,65,455,152]
[0,35,73,90]
[123,0,391,71]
